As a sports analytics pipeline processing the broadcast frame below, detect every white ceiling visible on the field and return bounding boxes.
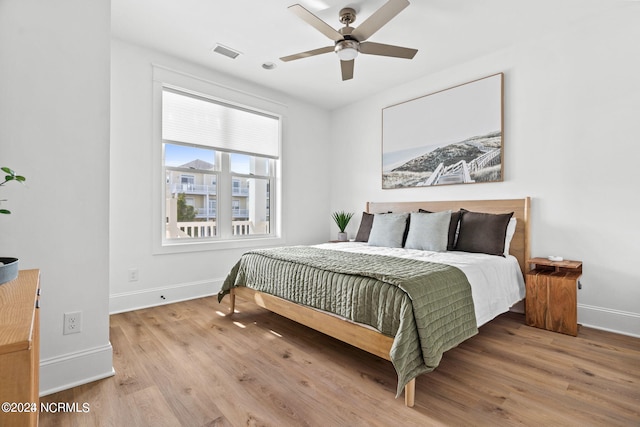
[111,0,627,110]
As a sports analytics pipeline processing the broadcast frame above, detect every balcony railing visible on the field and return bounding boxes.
[167,220,270,238]
[193,208,249,219]
[170,183,216,195]
[169,183,249,197]
[232,187,249,196]
[232,209,249,218]
[195,208,216,218]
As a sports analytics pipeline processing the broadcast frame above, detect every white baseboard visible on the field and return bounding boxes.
[111,283,639,337]
[40,343,115,397]
[42,288,633,398]
[512,300,638,338]
[109,278,224,314]
[578,304,640,338]
[40,280,225,396]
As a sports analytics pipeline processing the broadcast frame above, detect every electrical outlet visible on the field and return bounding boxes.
[128,268,139,282]
[63,311,82,335]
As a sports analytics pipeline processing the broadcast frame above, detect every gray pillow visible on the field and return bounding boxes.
[419,209,462,250]
[404,211,451,252]
[367,213,409,248]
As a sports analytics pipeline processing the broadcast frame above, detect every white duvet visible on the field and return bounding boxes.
[315,242,526,327]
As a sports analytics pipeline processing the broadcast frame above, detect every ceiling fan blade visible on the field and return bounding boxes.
[280,45,334,62]
[359,41,417,59]
[351,0,410,42]
[340,59,354,81]
[288,4,343,42]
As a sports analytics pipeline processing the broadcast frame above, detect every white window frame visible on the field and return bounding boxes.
[152,65,286,254]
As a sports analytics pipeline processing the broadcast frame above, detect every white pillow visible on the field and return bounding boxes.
[503,218,517,255]
[404,211,451,252]
[367,213,409,248]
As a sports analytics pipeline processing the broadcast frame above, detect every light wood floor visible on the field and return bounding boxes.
[40,296,640,426]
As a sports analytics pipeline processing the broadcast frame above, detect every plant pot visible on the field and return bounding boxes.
[0,257,19,285]
[337,232,348,242]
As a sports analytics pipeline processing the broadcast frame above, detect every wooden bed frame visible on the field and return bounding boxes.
[228,198,530,407]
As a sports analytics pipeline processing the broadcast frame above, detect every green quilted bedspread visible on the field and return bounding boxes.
[218,246,478,396]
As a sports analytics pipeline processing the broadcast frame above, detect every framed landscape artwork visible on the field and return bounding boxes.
[382,73,503,188]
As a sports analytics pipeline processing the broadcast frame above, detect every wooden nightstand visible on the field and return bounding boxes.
[525,258,582,336]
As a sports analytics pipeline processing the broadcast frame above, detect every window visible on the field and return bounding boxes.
[161,87,280,245]
[180,175,195,191]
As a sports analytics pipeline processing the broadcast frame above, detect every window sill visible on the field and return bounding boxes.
[153,235,285,255]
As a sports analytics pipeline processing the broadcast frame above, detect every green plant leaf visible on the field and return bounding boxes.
[0,167,26,214]
[332,210,354,232]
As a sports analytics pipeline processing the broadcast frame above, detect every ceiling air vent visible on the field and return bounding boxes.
[212,43,241,59]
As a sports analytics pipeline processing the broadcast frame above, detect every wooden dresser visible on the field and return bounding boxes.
[0,269,41,427]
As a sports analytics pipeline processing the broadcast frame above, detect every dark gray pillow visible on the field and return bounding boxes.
[419,209,461,250]
[355,212,374,242]
[454,209,514,256]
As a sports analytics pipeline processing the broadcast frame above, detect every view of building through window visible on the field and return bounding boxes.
[164,143,273,239]
[162,88,278,242]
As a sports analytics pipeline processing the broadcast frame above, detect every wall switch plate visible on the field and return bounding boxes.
[63,311,82,335]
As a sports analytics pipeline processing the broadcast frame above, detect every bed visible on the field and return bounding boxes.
[218,198,530,407]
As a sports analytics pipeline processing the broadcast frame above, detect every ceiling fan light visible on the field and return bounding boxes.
[335,40,359,61]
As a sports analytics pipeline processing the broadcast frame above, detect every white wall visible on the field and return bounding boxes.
[109,39,331,312]
[329,5,640,336]
[0,0,113,394]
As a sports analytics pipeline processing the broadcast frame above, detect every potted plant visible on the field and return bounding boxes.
[1,166,26,285]
[332,211,354,242]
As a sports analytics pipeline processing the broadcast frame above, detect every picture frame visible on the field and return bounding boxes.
[382,73,504,188]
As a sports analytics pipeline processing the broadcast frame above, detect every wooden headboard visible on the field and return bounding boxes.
[367,198,531,275]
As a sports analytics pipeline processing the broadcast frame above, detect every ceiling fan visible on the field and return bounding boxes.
[280,0,418,81]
